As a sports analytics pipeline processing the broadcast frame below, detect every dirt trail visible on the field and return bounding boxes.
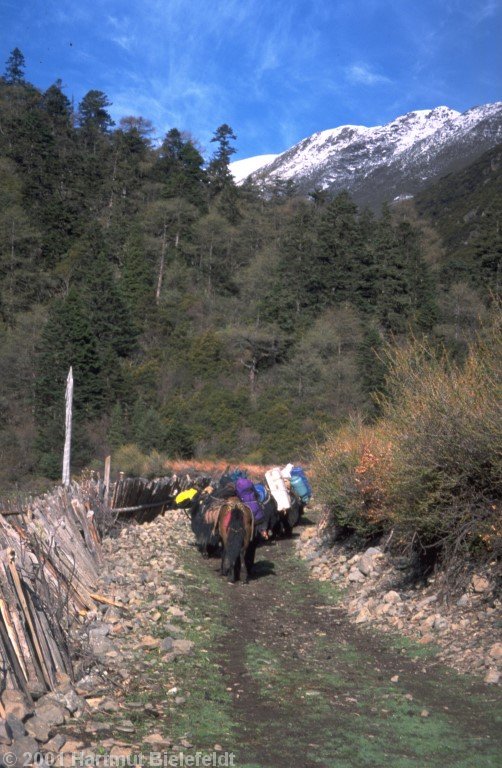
[186,522,501,768]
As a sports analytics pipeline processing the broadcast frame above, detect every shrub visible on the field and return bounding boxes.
[312,311,501,577]
[312,419,393,538]
[112,443,148,477]
[381,324,501,567]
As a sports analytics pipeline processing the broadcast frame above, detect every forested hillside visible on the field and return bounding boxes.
[0,50,499,489]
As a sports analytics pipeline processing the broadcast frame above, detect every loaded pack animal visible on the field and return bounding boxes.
[218,499,256,583]
[280,487,304,536]
[180,486,221,557]
[253,482,281,538]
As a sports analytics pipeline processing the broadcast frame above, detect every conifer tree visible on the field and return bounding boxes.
[120,229,155,320]
[77,90,114,134]
[156,128,207,209]
[4,48,26,84]
[260,202,318,332]
[315,191,362,306]
[207,123,237,195]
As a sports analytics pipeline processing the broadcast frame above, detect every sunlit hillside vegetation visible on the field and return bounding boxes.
[312,309,501,577]
[0,49,500,491]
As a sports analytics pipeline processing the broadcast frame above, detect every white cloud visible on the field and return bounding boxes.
[346,63,391,86]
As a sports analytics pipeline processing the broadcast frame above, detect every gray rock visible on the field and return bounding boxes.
[43,733,67,753]
[365,547,382,556]
[89,634,115,656]
[4,735,39,765]
[358,555,374,577]
[484,668,500,685]
[55,689,85,716]
[172,639,194,655]
[348,569,365,582]
[25,716,51,743]
[34,702,65,728]
[1,691,33,721]
[6,716,26,739]
[89,622,111,638]
[0,719,12,745]
[116,720,135,734]
[160,637,174,652]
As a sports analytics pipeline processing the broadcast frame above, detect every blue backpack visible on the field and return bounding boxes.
[229,468,247,483]
[253,483,268,504]
[290,467,312,503]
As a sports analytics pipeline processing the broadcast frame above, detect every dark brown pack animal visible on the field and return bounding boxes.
[218,499,257,583]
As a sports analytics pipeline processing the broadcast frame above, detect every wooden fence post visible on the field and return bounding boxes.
[62,367,73,488]
[104,456,111,503]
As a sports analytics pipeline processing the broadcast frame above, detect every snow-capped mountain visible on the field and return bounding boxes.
[230,154,279,183]
[231,103,502,209]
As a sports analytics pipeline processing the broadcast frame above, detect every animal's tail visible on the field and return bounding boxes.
[222,506,245,575]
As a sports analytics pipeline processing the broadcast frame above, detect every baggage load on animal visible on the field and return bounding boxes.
[174,487,199,508]
[290,466,312,503]
[265,467,291,511]
[235,477,264,521]
[229,468,247,483]
[281,463,294,478]
[253,483,269,504]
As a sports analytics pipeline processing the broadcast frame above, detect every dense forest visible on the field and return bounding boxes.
[0,48,500,489]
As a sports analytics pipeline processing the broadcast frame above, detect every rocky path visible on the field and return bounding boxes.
[56,511,501,768]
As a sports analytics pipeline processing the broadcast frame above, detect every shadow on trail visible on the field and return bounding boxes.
[250,559,276,579]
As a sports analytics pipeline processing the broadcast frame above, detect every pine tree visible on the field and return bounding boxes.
[4,48,26,84]
[78,251,138,359]
[260,202,318,332]
[156,128,207,209]
[77,90,114,134]
[314,192,362,307]
[357,324,387,417]
[373,206,411,334]
[207,123,237,195]
[120,229,155,320]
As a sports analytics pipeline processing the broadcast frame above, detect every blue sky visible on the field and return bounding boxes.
[1,0,500,160]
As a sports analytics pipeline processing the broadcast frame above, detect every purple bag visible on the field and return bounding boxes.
[235,477,264,521]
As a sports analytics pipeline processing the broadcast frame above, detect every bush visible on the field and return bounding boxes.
[312,419,393,538]
[313,313,501,575]
[382,324,501,566]
[112,444,179,479]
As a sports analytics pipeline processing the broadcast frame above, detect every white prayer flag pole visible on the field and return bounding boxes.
[62,366,73,487]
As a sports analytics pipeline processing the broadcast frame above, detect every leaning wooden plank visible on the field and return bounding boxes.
[70,499,99,557]
[41,556,96,613]
[32,605,68,679]
[5,551,52,689]
[85,508,102,554]
[29,513,99,587]
[113,500,171,514]
[2,595,41,687]
[0,613,34,702]
[89,593,122,608]
[0,597,28,681]
[25,593,57,689]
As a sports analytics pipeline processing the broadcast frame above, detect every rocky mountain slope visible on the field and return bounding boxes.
[232,103,502,210]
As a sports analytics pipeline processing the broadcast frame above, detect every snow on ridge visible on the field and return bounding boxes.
[267,107,462,180]
[230,154,279,183]
[235,102,502,187]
